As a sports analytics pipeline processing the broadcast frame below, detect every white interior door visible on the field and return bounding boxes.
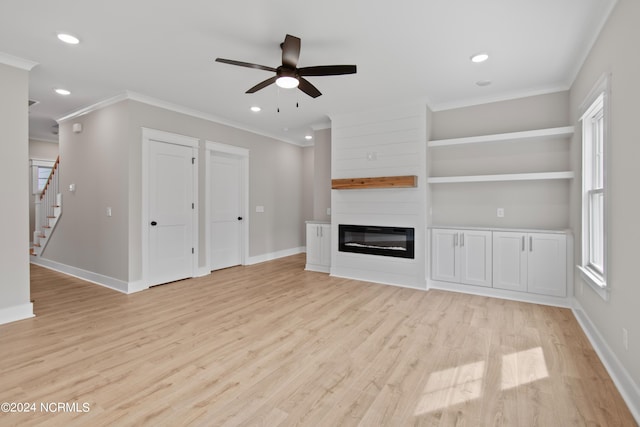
[148,139,195,285]
[210,152,243,270]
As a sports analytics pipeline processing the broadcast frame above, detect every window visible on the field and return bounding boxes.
[31,159,55,195]
[579,76,609,299]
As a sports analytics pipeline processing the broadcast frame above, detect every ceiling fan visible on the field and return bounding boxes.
[215,34,357,98]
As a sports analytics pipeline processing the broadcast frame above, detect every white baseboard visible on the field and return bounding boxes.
[0,302,34,326]
[127,280,148,294]
[572,300,640,424]
[246,246,305,265]
[196,267,211,277]
[31,257,129,294]
[428,279,572,308]
[331,267,427,291]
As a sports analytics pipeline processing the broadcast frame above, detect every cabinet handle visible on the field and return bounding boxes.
[529,236,533,252]
[317,227,320,237]
[460,233,464,247]
[522,236,525,251]
[320,227,323,238]
[454,233,458,247]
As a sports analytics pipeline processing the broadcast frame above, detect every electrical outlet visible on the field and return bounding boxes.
[622,328,628,350]
[497,208,505,218]
[326,208,331,216]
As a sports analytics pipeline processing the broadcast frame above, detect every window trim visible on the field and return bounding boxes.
[578,73,610,301]
[30,159,55,195]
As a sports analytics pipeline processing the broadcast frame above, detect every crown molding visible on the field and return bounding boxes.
[57,92,129,123]
[57,90,306,147]
[429,85,570,112]
[0,52,38,71]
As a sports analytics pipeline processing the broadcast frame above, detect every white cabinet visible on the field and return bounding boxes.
[493,231,567,297]
[431,228,492,287]
[306,222,331,273]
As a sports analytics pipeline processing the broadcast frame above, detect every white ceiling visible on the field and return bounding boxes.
[1,0,616,145]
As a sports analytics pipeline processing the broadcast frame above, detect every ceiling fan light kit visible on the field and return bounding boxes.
[216,34,357,99]
[276,76,299,89]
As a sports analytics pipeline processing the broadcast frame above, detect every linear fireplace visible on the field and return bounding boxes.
[339,224,415,259]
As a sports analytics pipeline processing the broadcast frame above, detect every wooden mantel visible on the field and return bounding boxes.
[331,175,418,190]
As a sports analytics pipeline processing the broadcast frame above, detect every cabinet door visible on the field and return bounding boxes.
[459,230,492,287]
[306,224,322,266]
[493,232,527,292]
[431,229,460,283]
[319,224,331,267]
[527,233,567,297]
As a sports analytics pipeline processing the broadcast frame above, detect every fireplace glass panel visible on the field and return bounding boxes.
[339,225,415,259]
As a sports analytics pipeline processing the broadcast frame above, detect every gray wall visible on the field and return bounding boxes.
[0,63,31,317]
[46,101,131,281]
[45,99,308,283]
[569,0,640,387]
[312,127,332,222]
[430,92,571,229]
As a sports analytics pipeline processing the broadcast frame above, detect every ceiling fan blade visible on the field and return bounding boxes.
[246,76,278,93]
[298,65,357,76]
[298,77,322,98]
[281,34,301,69]
[215,58,277,73]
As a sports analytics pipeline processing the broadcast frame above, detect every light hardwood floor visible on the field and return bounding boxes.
[0,255,635,426]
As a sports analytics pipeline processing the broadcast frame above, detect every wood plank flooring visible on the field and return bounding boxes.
[0,254,635,426]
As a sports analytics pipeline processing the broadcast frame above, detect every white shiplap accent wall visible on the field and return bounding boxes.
[331,104,428,289]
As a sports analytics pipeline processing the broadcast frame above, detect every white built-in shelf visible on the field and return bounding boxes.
[428,126,574,148]
[427,171,574,184]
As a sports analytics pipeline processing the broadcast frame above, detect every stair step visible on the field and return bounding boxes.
[47,216,56,219]
[42,226,51,229]
[33,243,41,247]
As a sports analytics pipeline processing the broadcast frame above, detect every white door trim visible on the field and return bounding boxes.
[141,127,199,288]
[205,141,249,272]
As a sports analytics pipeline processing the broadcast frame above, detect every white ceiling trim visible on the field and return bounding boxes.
[56,90,307,147]
[564,0,619,90]
[56,92,129,123]
[429,85,571,112]
[125,91,305,147]
[0,51,38,71]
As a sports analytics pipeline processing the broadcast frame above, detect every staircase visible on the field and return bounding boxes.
[32,156,61,256]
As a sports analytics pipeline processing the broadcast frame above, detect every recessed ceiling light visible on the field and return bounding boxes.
[250,106,261,112]
[471,53,489,63]
[305,135,313,140]
[57,33,80,45]
[55,88,71,95]
[476,80,492,87]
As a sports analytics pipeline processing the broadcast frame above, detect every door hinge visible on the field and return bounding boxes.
[192,157,195,165]
[192,202,195,209]
[192,248,194,254]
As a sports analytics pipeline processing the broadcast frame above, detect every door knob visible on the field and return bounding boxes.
[150,221,157,226]
[237,217,243,221]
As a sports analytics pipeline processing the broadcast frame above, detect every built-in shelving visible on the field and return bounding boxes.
[428,126,574,148]
[428,171,574,184]
[427,125,574,184]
